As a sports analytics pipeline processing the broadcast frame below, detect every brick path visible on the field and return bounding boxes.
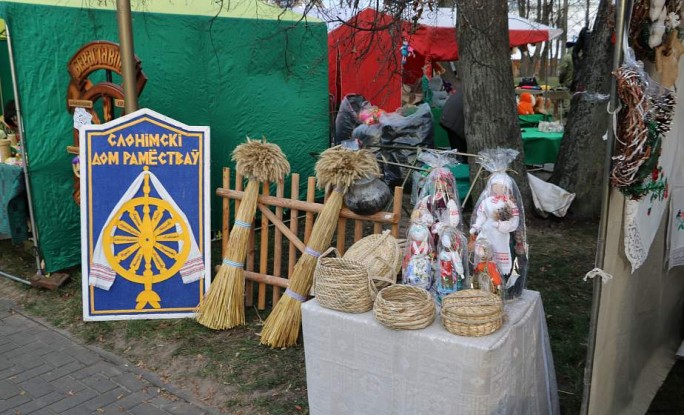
[0,298,218,415]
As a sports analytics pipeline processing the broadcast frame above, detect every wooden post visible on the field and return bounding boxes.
[221,168,230,258]
[273,180,285,305]
[304,177,315,245]
[288,174,300,290]
[392,186,403,238]
[258,182,270,310]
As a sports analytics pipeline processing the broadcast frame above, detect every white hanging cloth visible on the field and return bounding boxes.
[527,173,575,218]
[89,169,204,290]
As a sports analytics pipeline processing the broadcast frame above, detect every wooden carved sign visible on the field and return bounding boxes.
[66,41,148,203]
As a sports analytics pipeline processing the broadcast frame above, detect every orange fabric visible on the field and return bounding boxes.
[474,261,502,286]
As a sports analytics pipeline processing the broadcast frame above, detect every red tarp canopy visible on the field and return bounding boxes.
[327,8,562,111]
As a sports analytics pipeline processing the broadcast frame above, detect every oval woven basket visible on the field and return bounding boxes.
[441,290,504,337]
[344,231,403,289]
[314,248,374,313]
[373,285,435,330]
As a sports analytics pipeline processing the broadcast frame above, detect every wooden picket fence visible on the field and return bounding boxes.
[217,168,404,310]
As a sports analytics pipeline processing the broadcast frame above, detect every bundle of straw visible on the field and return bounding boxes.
[196,137,289,330]
[260,146,380,348]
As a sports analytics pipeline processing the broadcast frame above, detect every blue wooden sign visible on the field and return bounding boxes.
[80,108,210,321]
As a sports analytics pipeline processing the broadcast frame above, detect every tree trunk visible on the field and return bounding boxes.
[549,0,615,219]
[455,0,532,214]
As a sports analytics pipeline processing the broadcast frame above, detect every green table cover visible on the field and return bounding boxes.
[521,127,564,165]
[0,163,29,243]
[518,114,551,128]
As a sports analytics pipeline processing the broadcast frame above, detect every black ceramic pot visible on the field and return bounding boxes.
[344,176,392,215]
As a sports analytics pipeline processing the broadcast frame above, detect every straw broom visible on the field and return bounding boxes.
[196,137,290,330]
[260,146,380,348]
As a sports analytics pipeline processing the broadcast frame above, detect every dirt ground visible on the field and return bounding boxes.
[0,192,680,413]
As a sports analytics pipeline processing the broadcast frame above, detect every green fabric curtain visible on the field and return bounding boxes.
[0,2,329,272]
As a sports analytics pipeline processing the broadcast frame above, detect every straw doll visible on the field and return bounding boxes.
[260,146,380,348]
[196,138,290,330]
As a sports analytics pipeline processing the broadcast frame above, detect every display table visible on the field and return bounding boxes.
[0,163,28,243]
[518,114,551,128]
[521,127,563,165]
[302,290,559,415]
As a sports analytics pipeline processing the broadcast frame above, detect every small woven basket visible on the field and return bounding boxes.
[314,248,374,313]
[344,231,403,289]
[373,285,435,330]
[441,290,504,337]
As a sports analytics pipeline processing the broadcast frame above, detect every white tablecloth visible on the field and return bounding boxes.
[302,290,559,415]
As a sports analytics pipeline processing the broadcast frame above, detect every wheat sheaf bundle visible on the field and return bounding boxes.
[232,137,290,183]
[196,137,289,330]
[260,146,380,348]
[315,146,381,191]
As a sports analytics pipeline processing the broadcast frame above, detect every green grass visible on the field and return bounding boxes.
[525,218,597,412]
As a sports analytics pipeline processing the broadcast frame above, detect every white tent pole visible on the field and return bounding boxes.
[4,24,43,277]
[579,0,631,413]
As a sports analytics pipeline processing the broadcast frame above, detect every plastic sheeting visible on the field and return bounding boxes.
[0,2,329,272]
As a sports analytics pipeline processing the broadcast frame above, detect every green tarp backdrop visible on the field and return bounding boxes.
[0,0,329,272]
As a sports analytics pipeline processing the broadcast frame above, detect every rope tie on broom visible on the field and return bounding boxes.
[304,247,322,258]
[284,288,307,303]
[222,259,244,269]
[234,220,251,229]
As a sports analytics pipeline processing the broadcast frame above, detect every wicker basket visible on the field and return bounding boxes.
[373,285,435,330]
[344,231,403,289]
[441,290,504,337]
[314,248,374,313]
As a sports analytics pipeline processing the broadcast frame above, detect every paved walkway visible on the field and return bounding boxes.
[0,298,218,415]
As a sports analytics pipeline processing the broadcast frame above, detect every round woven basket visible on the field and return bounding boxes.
[314,248,374,313]
[373,285,435,330]
[344,231,403,289]
[441,290,504,337]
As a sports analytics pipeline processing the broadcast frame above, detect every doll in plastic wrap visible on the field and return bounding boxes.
[470,236,503,297]
[402,221,434,289]
[413,152,462,250]
[469,148,528,299]
[435,224,467,303]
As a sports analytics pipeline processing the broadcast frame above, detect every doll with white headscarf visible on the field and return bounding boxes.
[470,172,520,277]
[468,149,528,300]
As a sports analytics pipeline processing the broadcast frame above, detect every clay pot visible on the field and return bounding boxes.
[344,176,392,215]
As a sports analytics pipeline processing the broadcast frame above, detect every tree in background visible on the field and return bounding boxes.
[550,0,614,219]
[454,0,532,211]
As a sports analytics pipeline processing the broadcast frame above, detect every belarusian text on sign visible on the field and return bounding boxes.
[80,108,210,321]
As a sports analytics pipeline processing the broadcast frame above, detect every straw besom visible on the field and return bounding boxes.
[195,137,289,330]
[373,285,436,330]
[259,146,380,348]
[440,289,504,337]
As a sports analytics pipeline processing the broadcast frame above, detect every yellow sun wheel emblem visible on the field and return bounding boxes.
[102,167,191,309]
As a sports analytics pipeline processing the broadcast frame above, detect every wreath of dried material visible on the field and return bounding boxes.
[610,65,676,199]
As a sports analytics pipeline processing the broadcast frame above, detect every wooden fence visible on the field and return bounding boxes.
[217,168,404,310]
